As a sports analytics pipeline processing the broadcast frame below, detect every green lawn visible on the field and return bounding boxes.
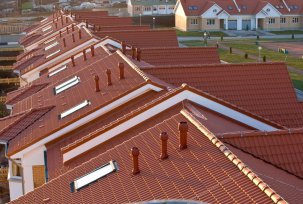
[176,30,228,37]
[22,2,33,10]
[290,72,303,90]
[219,49,256,64]
[270,30,303,35]
[221,42,303,70]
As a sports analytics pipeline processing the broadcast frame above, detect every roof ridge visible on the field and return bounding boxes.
[217,127,303,139]
[180,109,287,204]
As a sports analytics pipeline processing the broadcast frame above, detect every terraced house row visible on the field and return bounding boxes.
[0,9,303,204]
[175,0,303,31]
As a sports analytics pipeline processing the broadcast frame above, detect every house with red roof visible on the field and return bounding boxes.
[2,10,303,204]
[175,0,303,31]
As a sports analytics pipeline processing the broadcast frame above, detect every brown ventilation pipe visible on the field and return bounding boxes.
[85,20,88,28]
[78,29,82,39]
[106,69,112,86]
[178,121,188,150]
[63,38,66,47]
[61,16,64,25]
[131,47,136,59]
[90,45,95,57]
[160,132,169,160]
[118,62,124,79]
[72,33,75,42]
[72,24,75,31]
[131,147,140,175]
[59,30,62,38]
[66,17,69,24]
[98,26,101,31]
[93,24,96,31]
[121,41,126,54]
[66,26,69,34]
[136,48,141,62]
[94,75,100,92]
[83,50,87,61]
[71,55,75,67]
[55,23,58,29]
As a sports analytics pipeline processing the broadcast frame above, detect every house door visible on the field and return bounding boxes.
[220,19,225,29]
[228,20,237,30]
[258,19,264,29]
[242,20,251,30]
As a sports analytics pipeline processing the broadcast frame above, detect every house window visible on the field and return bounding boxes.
[59,100,91,119]
[54,76,80,95]
[190,19,198,25]
[70,160,118,192]
[207,19,215,25]
[292,17,299,23]
[268,18,275,24]
[144,6,151,11]
[12,162,21,177]
[280,17,286,24]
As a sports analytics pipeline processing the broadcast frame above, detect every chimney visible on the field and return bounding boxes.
[90,45,95,57]
[131,47,136,59]
[121,41,126,54]
[71,55,75,67]
[94,75,100,92]
[59,30,62,38]
[136,48,141,61]
[78,29,82,39]
[55,23,58,29]
[131,147,140,175]
[63,38,66,47]
[83,50,87,61]
[93,24,96,31]
[66,26,69,34]
[98,26,101,31]
[72,33,75,42]
[66,17,69,24]
[72,24,75,31]
[106,69,112,86]
[160,132,169,160]
[178,121,188,150]
[61,16,64,25]
[86,20,88,28]
[118,62,125,79]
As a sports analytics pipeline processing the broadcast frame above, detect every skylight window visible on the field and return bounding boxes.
[54,76,80,94]
[46,49,60,59]
[59,100,90,119]
[70,160,118,192]
[45,41,58,51]
[48,65,67,77]
[42,25,52,32]
[228,6,233,10]
[188,6,198,10]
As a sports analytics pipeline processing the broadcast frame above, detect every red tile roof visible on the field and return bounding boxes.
[143,62,303,128]
[130,47,220,67]
[9,111,280,204]
[226,144,303,204]
[219,128,303,178]
[93,30,179,48]
[6,52,155,156]
[15,26,94,75]
[178,0,215,16]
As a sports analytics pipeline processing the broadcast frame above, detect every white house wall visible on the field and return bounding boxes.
[202,4,222,18]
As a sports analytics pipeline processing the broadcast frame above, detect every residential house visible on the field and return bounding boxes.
[127,0,176,16]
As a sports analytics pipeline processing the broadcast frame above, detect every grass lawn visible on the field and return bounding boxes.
[219,49,256,63]
[290,72,303,91]
[22,2,33,10]
[176,30,228,37]
[270,30,303,35]
[221,42,303,70]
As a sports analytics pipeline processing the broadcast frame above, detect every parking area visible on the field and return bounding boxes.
[261,41,303,58]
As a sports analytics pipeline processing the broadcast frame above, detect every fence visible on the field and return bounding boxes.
[0,25,28,35]
[0,167,8,182]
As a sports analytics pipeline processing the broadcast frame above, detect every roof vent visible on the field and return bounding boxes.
[106,69,112,86]
[178,121,188,150]
[55,23,58,29]
[132,47,136,59]
[78,30,82,39]
[94,75,100,92]
[66,17,69,24]
[61,16,64,25]
[160,132,169,160]
[72,24,75,31]
[86,20,89,28]
[71,55,75,67]
[66,26,69,34]
[59,30,62,38]
[121,41,126,54]
[136,48,141,62]
[72,33,75,43]
[118,62,125,79]
[63,38,66,47]
[90,45,95,57]
[131,147,140,175]
[83,50,87,61]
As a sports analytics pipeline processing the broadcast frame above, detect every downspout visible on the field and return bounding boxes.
[1,141,25,196]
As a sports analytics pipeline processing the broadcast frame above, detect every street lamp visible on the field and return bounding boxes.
[152,17,155,29]
[203,31,208,47]
[258,46,262,62]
